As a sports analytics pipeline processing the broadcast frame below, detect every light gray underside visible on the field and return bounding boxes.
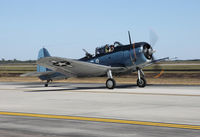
[37,57,126,77]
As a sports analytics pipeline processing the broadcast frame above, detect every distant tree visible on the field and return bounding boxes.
[1,58,5,62]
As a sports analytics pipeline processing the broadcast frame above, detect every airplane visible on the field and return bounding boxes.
[22,31,169,89]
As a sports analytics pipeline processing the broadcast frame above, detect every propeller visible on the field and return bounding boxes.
[149,29,158,47]
[148,30,164,78]
[128,31,132,45]
[128,31,137,62]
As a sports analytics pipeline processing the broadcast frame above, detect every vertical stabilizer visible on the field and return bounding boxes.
[37,48,51,72]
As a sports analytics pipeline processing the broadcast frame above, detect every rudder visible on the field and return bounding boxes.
[37,48,51,72]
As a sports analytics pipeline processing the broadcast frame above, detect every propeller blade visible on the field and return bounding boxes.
[128,31,137,62]
[153,64,164,78]
[149,29,158,47]
[148,30,164,78]
[152,55,164,78]
[128,31,132,45]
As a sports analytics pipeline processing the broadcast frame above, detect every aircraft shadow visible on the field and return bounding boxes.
[24,83,137,92]
[23,83,199,92]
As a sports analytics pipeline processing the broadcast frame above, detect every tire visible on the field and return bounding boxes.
[137,77,146,88]
[106,78,116,89]
[44,83,48,87]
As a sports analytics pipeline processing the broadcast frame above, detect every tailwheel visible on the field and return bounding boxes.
[44,79,51,87]
[137,77,146,88]
[44,83,48,87]
[106,78,116,89]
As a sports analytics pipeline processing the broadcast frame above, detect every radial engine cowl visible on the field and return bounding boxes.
[143,44,154,60]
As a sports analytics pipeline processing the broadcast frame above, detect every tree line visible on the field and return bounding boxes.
[0,58,36,64]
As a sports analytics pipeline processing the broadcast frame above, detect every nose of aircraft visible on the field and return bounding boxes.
[143,44,154,60]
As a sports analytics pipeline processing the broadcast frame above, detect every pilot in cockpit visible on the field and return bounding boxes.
[105,44,109,53]
[95,44,115,56]
[109,45,114,52]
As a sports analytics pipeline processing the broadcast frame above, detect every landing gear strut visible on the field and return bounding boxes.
[106,70,116,89]
[137,68,146,87]
[44,79,51,87]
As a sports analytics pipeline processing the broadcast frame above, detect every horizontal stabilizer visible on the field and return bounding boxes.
[20,71,55,77]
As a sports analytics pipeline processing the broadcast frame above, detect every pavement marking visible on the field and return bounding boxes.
[0,111,200,130]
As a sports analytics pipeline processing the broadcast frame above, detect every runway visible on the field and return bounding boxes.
[0,82,200,137]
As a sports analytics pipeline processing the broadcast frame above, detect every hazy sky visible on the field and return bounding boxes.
[0,0,200,60]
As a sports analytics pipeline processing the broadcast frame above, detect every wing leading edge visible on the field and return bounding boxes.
[37,57,125,77]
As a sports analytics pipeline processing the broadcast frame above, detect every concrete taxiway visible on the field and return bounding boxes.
[0,82,200,137]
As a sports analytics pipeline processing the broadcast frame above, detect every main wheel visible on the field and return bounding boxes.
[137,77,146,88]
[44,83,48,87]
[106,78,116,89]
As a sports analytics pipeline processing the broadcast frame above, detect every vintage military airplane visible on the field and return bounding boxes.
[22,31,169,89]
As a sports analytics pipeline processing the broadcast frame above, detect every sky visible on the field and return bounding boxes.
[0,0,200,60]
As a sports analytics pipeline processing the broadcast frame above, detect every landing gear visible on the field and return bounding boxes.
[106,70,116,89]
[44,79,51,87]
[44,83,48,87]
[137,77,146,87]
[137,68,146,88]
[106,78,116,89]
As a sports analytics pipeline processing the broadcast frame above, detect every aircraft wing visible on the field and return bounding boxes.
[151,57,169,64]
[144,57,169,67]
[37,57,126,77]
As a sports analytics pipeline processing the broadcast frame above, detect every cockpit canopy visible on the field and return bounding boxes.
[95,41,123,55]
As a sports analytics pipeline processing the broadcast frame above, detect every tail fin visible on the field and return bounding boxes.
[37,48,51,72]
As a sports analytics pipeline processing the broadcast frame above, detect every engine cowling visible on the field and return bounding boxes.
[143,44,154,60]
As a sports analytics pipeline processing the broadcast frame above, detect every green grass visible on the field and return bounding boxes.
[0,64,36,73]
